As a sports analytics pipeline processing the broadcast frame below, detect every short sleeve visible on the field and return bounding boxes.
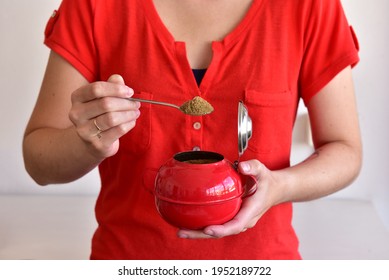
[44,0,97,82]
[299,0,360,105]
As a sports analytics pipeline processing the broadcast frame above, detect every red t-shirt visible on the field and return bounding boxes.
[44,0,359,259]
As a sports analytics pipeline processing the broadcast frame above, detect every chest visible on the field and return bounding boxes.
[95,0,302,166]
[96,0,304,95]
[152,0,253,68]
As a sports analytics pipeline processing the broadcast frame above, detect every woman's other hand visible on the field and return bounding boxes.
[177,159,283,239]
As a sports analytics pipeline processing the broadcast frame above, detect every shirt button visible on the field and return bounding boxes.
[192,146,201,151]
[193,122,201,130]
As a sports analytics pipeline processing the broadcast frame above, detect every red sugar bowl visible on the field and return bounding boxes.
[154,102,256,229]
[154,151,257,229]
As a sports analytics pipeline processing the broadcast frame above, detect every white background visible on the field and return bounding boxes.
[0,0,388,231]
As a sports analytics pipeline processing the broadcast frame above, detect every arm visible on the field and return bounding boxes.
[278,66,362,202]
[178,66,362,239]
[23,51,140,185]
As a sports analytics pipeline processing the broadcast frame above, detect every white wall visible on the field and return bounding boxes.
[340,0,389,229]
[0,1,388,226]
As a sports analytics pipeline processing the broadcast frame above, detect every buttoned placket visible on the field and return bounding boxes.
[189,117,203,151]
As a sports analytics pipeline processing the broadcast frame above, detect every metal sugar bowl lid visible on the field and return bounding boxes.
[237,101,253,158]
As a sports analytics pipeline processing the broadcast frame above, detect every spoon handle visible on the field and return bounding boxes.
[127,97,181,110]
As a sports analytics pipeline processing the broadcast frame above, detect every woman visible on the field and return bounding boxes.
[23,0,362,259]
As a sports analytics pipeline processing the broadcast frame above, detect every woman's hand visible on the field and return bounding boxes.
[69,74,141,160]
[23,50,143,185]
[177,159,284,239]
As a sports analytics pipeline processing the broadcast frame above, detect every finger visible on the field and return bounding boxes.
[201,192,265,239]
[202,214,251,239]
[177,198,263,239]
[83,120,137,157]
[93,110,141,132]
[177,215,253,239]
[77,108,139,139]
[177,229,218,239]
[238,160,264,178]
[177,199,258,239]
[76,96,140,122]
[71,82,132,103]
[71,76,133,104]
[95,121,137,144]
[107,74,125,85]
[200,218,255,239]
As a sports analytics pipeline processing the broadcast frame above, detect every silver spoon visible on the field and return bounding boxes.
[127,96,214,116]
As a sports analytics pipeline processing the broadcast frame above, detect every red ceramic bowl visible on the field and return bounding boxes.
[154,151,256,229]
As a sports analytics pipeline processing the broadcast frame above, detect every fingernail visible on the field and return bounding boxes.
[204,229,214,236]
[240,162,250,172]
[126,86,134,97]
[178,233,189,239]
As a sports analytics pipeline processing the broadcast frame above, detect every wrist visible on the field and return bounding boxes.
[271,168,295,205]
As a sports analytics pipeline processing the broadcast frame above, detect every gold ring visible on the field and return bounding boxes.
[93,119,103,138]
[94,119,103,132]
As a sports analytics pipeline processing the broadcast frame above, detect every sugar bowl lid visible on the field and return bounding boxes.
[238,101,252,157]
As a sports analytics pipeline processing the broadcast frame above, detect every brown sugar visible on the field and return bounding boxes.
[180,96,214,116]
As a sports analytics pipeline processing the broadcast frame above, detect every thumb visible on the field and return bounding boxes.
[108,74,125,85]
[238,160,263,177]
[107,74,134,98]
[238,161,252,175]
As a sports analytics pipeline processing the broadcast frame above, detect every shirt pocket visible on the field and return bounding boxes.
[119,91,152,154]
[244,89,295,155]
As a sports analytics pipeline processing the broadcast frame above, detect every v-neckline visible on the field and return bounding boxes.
[142,0,262,48]
[140,0,263,92]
